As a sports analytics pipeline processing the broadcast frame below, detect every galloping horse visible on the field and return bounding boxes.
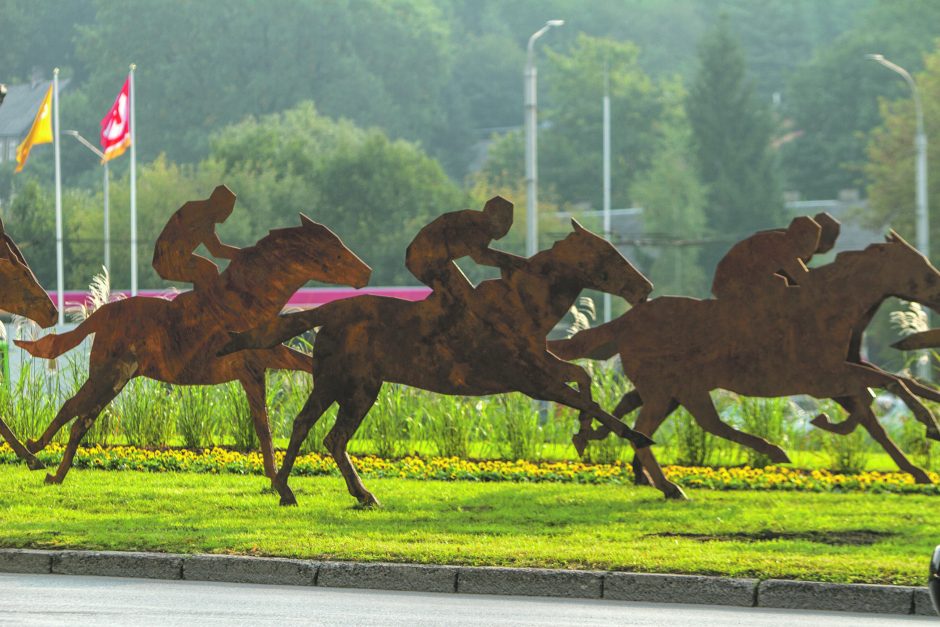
[551,233,940,499]
[14,214,371,485]
[221,220,658,506]
[0,219,58,466]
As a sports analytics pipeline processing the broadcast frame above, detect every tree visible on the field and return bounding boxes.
[781,0,940,198]
[478,35,677,212]
[207,102,467,286]
[3,178,101,292]
[864,43,940,263]
[69,0,455,168]
[685,17,783,272]
[632,124,710,298]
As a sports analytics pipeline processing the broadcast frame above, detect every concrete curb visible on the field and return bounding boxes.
[0,549,933,616]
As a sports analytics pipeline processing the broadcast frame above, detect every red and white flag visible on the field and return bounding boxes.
[100,77,130,162]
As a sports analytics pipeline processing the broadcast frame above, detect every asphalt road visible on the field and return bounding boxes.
[0,573,934,626]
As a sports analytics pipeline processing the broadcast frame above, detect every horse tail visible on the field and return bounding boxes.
[219,306,334,356]
[257,345,314,374]
[15,310,104,359]
[548,322,622,361]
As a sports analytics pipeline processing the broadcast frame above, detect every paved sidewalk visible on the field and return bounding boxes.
[2,573,936,626]
[0,549,934,617]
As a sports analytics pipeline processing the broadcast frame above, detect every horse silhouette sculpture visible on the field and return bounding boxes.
[14,188,372,485]
[220,217,656,506]
[551,232,940,499]
[0,219,58,466]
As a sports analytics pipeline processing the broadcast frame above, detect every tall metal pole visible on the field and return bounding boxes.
[103,161,110,271]
[524,20,564,258]
[52,69,64,328]
[868,54,930,379]
[129,64,138,296]
[602,65,612,322]
[63,130,110,272]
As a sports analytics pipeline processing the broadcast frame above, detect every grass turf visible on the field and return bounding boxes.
[0,464,934,586]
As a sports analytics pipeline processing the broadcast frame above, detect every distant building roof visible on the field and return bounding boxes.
[0,79,69,138]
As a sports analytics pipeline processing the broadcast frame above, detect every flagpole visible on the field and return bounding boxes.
[129,63,137,297]
[52,68,64,328]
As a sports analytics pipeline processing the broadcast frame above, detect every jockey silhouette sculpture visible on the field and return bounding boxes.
[553,221,940,499]
[14,186,372,484]
[220,197,657,506]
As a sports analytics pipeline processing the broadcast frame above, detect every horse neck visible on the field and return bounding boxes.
[808,255,895,332]
[510,259,583,336]
[212,247,310,323]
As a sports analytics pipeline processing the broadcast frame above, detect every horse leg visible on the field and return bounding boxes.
[839,395,931,484]
[27,357,136,455]
[848,363,940,439]
[44,360,137,484]
[629,393,686,499]
[680,392,791,464]
[325,384,383,508]
[530,355,653,448]
[884,379,940,440]
[630,396,678,487]
[811,396,861,435]
[273,380,337,506]
[0,418,43,469]
[574,389,643,455]
[239,372,277,481]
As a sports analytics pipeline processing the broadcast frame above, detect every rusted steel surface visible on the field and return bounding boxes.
[220,197,656,506]
[14,186,372,484]
[894,329,940,350]
[0,219,58,468]
[552,223,940,499]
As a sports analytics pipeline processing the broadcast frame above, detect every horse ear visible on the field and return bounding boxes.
[886,229,903,244]
[570,218,587,234]
[299,213,317,228]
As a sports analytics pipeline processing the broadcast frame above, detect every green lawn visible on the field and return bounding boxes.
[0,465,934,586]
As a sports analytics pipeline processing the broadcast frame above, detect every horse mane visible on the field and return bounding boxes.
[808,241,890,283]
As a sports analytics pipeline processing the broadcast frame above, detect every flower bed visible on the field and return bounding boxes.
[2,443,938,494]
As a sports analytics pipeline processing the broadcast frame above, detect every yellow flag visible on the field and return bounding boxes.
[15,84,54,173]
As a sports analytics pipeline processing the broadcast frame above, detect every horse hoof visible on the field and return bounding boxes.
[355,495,381,509]
[663,484,689,500]
[278,488,298,506]
[26,456,45,471]
[571,433,588,457]
[43,473,61,485]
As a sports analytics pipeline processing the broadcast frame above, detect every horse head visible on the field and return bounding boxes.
[879,230,940,312]
[244,214,372,291]
[0,220,57,328]
[548,219,652,305]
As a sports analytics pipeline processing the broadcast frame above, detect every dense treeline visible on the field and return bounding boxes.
[1,0,939,305]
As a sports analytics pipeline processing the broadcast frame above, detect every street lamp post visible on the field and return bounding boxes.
[63,130,110,272]
[525,19,564,258]
[867,54,930,379]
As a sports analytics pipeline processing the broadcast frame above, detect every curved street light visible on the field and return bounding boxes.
[867,53,930,379]
[63,130,110,272]
[524,19,564,257]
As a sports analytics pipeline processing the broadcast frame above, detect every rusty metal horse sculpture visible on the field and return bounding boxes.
[14,189,371,485]
[0,219,58,467]
[551,232,940,499]
[220,217,657,506]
